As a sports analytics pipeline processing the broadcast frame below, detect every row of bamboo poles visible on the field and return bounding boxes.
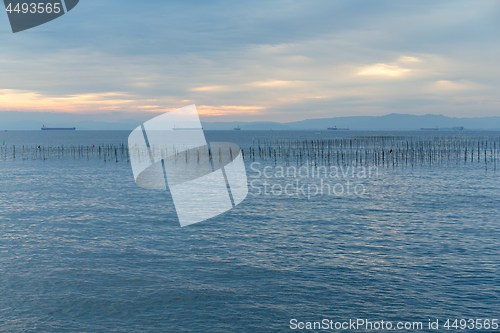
[1,136,499,168]
[247,136,500,168]
[0,144,129,162]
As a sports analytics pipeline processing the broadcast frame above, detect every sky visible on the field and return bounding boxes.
[0,0,499,122]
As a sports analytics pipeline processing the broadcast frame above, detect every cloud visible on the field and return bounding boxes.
[197,105,265,116]
[0,89,162,113]
[137,105,162,109]
[398,56,421,63]
[0,89,132,112]
[432,80,482,91]
[249,80,304,88]
[190,86,229,92]
[1,0,500,120]
[357,64,412,77]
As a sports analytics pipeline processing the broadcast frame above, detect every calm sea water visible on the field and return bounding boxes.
[1,131,499,332]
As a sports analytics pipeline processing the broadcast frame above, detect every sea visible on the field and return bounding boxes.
[0,130,499,332]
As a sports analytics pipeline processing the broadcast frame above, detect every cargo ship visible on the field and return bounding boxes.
[327,126,349,130]
[420,127,439,131]
[41,125,76,130]
[452,126,464,130]
[234,126,241,130]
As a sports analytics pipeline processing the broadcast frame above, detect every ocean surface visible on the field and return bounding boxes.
[1,130,499,332]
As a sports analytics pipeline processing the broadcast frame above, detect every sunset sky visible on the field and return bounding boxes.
[0,0,499,122]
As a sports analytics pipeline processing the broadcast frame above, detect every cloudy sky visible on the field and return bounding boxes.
[0,0,499,122]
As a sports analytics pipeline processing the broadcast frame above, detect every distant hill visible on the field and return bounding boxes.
[1,111,500,130]
[202,114,500,130]
[287,114,500,130]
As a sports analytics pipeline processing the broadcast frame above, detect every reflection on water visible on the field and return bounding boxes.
[0,131,499,332]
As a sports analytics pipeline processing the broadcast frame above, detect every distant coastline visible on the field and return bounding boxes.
[41,125,76,131]
[1,112,500,131]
